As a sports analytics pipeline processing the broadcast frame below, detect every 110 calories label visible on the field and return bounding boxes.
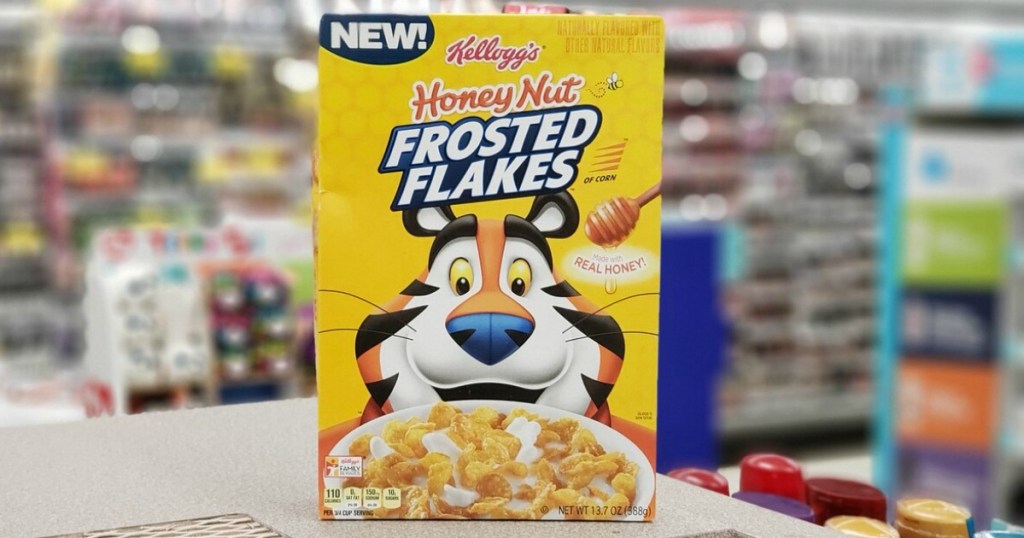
[324,486,401,510]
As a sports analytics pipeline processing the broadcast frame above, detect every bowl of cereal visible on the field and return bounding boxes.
[326,400,655,520]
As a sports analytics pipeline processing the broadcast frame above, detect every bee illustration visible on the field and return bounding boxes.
[606,72,623,90]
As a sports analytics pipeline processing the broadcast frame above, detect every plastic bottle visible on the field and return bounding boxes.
[667,468,730,495]
[739,453,806,502]
[895,498,973,538]
[805,477,887,524]
[826,515,899,537]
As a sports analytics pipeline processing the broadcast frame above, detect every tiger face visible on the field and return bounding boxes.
[355,193,625,423]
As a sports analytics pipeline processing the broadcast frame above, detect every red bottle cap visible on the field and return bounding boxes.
[805,478,887,524]
[667,468,730,495]
[739,453,806,501]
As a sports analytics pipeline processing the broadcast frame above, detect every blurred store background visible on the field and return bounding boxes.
[2,0,1024,528]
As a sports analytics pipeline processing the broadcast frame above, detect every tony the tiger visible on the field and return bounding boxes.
[354,192,626,426]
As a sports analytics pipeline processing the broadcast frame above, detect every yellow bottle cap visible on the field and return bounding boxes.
[826,515,899,537]
[896,498,972,537]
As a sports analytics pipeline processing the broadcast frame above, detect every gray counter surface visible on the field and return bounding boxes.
[1,398,839,537]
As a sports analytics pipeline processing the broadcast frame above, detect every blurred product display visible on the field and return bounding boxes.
[81,224,312,414]
[874,27,1024,529]
[0,0,319,418]
[0,4,48,296]
[54,0,313,252]
[0,2,85,426]
[664,10,894,439]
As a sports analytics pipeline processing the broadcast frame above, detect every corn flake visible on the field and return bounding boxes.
[611,472,636,502]
[500,407,542,429]
[461,461,494,488]
[476,473,513,500]
[468,496,510,516]
[427,401,460,428]
[427,461,452,495]
[348,434,372,458]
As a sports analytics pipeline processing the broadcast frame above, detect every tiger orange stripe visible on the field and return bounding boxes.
[591,403,611,425]
[356,346,382,384]
[361,399,385,422]
[597,346,623,382]
[476,220,505,290]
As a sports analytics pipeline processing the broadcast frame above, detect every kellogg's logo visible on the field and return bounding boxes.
[445,35,541,71]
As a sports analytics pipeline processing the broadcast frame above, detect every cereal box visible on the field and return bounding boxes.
[315,12,664,521]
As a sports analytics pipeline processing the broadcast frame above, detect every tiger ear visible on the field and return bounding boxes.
[525,193,579,238]
[403,205,457,237]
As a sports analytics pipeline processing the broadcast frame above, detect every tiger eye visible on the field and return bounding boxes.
[508,259,532,296]
[449,258,473,296]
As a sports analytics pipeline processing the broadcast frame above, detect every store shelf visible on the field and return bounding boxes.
[580,0,1024,21]
[217,372,295,387]
[720,390,872,437]
[127,379,209,396]
[57,29,293,56]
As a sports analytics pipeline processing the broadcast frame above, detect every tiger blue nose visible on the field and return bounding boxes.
[446,313,534,366]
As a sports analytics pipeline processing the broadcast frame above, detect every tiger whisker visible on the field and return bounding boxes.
[560,292,659,334]
[317,289,390,313]
[565,330,658,343]
[318,327,415,342]
[317,288,418,332]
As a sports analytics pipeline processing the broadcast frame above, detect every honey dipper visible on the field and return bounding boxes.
[585,181,662,247]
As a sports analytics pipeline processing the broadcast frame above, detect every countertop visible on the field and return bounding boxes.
[1,398,839,537]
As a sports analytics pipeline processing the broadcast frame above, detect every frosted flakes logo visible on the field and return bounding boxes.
[445,34,541,71]
[380,105,602,210]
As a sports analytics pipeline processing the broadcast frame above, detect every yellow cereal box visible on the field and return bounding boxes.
[316,12,664,521]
